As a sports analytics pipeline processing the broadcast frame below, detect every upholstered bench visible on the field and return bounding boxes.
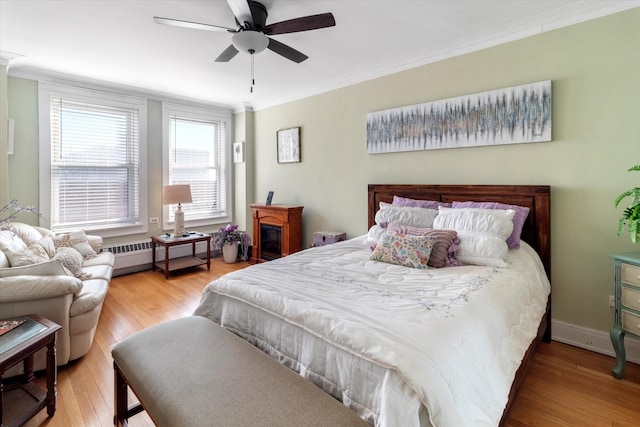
[111,316,369,427]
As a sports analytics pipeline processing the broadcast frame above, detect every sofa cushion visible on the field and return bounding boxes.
[0,230,28,255]
[82,263,113,282]
[55,247,92,280]
[53,231,97,259]
[3,244,50,267]
[34,236,56,258]
[0,259,71,278]
[10,222,45,246]
[70,278,109,317]
[82,251,115,268]
[0,251,9,269]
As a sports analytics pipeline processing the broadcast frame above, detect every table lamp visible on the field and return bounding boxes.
[163,184,192,236]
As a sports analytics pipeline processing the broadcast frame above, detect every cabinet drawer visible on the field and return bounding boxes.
[622,310,640,336]
[622,286,640,311]
[621,263,640,287]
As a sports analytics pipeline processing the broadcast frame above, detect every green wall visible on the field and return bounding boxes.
[250,8,640,332]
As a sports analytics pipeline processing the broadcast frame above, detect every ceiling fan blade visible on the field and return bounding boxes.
[267,38,308,63]
[215,45,240,62]
[226,0,254,28]
[265,13,335,35]
[154,17,234,32]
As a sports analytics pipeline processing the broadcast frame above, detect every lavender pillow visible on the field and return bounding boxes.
[392,195,452,209]
[451,201,530,249]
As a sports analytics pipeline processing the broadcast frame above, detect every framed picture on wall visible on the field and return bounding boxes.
[277,127,300,164]
[233,141,244,163]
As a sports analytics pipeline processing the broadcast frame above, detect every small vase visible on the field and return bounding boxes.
[222,242,238,263]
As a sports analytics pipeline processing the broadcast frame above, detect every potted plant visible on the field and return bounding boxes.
[213,224,245,263]
[615,165,640,243]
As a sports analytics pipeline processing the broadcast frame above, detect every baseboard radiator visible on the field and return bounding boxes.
[103,231,251,276]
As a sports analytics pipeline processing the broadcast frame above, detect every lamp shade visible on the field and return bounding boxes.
[163,185,192,205]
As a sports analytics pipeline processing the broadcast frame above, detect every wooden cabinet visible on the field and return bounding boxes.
[250,204,303,263]
[610,252,640,378]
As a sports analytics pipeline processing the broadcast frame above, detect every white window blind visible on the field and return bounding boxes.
[168,115,226,221]
[45,90,144,232]
[163,103,231,228]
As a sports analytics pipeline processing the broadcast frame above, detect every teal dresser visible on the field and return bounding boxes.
[610,252,640,378]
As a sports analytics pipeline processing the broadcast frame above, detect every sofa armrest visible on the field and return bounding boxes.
[0,275,83,303]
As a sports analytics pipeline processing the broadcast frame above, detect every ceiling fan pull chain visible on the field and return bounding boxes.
[250,49,255,93]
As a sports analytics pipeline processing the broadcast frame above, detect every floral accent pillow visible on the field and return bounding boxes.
[386,224,460,268]
[370,231,436,269]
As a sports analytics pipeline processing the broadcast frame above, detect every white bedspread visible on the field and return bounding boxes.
[194,236,550,427]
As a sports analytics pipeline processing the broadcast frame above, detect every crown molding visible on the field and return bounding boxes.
[7,66,240,112]
[0,51,25,67]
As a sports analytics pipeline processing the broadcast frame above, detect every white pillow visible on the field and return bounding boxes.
[364,225,385,248]
[53,230,97,259]
[3,244,49,267]
[433,207,515,267]
[8,222,44,246]
[0,230,28,255]
[34,236,56,258]
[54,247,92,279]
[375,202,438,229]
[433,207,515,239]
[0,259,72,278]
[455,232,509,267]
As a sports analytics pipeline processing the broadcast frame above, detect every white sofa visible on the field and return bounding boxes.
[0,222,114,370]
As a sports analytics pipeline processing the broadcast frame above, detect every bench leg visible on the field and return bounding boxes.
[114,361,145,427]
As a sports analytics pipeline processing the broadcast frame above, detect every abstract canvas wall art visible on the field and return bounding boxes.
[367,80,551,154]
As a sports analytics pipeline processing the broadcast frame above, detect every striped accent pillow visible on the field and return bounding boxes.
[387,224,460,268]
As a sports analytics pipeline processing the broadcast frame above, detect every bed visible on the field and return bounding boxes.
[194,184,551,426]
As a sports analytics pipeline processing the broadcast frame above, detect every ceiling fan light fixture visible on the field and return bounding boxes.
[232,30,269,54]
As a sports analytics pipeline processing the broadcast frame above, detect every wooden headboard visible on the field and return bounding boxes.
[368,184,551,278]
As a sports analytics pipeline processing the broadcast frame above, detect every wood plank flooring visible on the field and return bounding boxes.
[22,258,640,426]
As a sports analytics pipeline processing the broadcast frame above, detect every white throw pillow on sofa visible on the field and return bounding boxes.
[54,247,92,279]
[0,259,72,278]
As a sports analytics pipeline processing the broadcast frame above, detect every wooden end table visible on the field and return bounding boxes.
[0,314,61,427]
[151,233,211,278]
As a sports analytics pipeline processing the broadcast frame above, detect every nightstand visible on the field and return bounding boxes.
[0,315,61,426]
[610,252,640,378]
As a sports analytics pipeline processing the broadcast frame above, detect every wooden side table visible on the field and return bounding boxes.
[610,252,640,378]
[151,233,211,278]
[0,314,61,427]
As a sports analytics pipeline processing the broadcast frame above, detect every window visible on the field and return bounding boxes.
[162,103,231,230]
[39,82,147,236]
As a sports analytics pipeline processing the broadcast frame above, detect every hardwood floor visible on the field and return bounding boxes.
[23,258,640,427]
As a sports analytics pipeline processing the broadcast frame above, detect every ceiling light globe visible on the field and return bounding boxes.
[232,30,269,54]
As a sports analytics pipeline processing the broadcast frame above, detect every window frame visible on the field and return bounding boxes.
[162,102,232,231]
[38,81,148,237]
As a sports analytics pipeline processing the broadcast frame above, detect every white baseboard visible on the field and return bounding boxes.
[552,319,640,364]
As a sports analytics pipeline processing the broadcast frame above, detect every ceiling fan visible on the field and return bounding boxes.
[154,0,336,64]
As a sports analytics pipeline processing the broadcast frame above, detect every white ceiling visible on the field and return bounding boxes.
[1,0,639,111]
